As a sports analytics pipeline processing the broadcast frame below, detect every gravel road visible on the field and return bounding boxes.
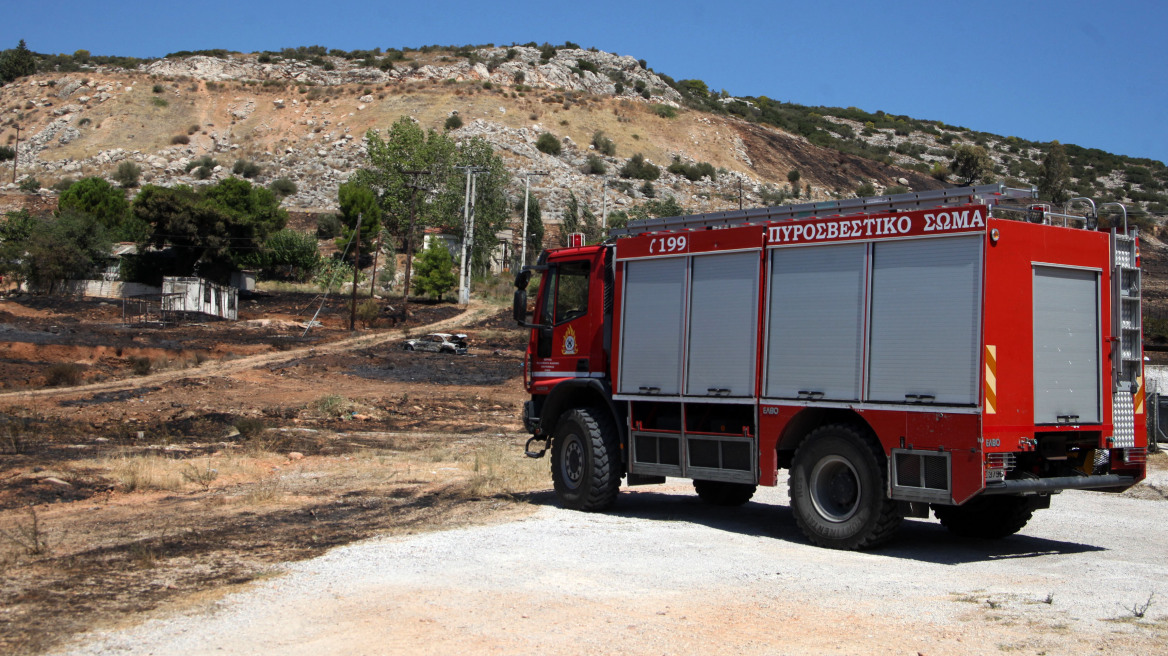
[55,471,1167,655]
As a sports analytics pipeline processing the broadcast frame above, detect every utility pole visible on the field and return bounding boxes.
[399,170,431,322]
[601,176,610,228]
[11,125,19,184]
[520,170,548,268]
[369,227,381,298]
[738,178,743,210]
[456,166,486,305]
[349,215,361,331]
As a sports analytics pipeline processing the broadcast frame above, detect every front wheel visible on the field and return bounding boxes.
[788,424,902,550]
[933,496,1034,539]
[403,344,414,351]
[551,407,621,511]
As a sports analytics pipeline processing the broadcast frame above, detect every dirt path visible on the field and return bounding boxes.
[0,301,494,406]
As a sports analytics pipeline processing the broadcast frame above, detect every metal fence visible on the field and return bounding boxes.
[1147,392,1165,453]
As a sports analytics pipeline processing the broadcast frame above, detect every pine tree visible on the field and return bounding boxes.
[1037,141,1071,205]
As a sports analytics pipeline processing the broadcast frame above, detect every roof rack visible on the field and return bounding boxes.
[608,184,1039,237]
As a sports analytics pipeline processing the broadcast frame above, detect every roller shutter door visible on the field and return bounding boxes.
[618,257,687,395]
[686,252,759,397]
[765,243,866,400]
[1033,266,1100,424]
[868,236,982,405]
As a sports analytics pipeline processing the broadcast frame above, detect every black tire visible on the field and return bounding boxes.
[788,424,902,550]
[933,496,1034,539]
[551,407,621,511]
[403,344,414,351]
[693,480,757,506]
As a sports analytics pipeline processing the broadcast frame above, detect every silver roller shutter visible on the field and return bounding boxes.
[868,236,982,405]
[1033,266,1100,424]
[686,252,759,397]
[765,243,866,400]
[618,257,687,395]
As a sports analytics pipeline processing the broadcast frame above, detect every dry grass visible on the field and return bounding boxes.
[461,441,547,499]
[108,454,186,492]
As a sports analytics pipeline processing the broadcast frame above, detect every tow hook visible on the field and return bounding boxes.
[525,436,549,458]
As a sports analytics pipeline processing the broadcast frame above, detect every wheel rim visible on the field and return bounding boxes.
[809,455,861,522]
[560,435,585,490]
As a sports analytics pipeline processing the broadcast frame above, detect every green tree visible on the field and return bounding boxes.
[256,229,320,281]
[19,209,111,293]
[1037,141,1071,205]
[950,144,994,185]
[56,176,147,241]
[411,240,457,299]
[0,210,36,286]
[627,195,685,222]
[787,169,801,187]
[357,118,510,281]
[336,180,381,261]
[0,40,37,85]
[560,191,601,245]
[131,178,287,283]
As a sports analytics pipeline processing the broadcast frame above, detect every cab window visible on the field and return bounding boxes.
[553,262,590,324]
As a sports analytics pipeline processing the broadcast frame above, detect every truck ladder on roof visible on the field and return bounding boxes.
[609,183,1039,237]
[1112,228,1142,449]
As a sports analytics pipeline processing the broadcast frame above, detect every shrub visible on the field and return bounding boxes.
[640,181,655,198]
[535,132,562,156]
[152,84,164,94]
[584,155,607,175]
[194,165,212,180]
[667,158,716,181]
[114,161,141,188]
[856,181,877,197]
[44,363,82,387]
[151,97,168,108]
[18,177,39,192]
[171,134,190,145]
[444,114,463,131]
[129,357,152,376]
[185,156,218,172]
[620,153,660,181]
[0,145,14,161]
[232,159,261,179]
[270,177,297,198]
[650,104,678,119]
[591,131,616,156]
[52,177,76,192]
[316,213,342,238]
[356,299,380,328]
[257,53,272,64]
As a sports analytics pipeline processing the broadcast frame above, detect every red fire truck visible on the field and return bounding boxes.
[512,184,1148,549]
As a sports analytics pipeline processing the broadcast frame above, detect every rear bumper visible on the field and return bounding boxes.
[981,474,1137,495]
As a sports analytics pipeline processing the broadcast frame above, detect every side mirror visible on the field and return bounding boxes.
[514,269,533,291]
[513,288,528,324]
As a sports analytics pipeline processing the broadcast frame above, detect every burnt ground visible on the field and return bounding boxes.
[0,293,542,655]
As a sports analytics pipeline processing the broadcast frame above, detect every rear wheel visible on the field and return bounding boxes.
[789,424,902,550]
[693,480,756,506]
[551,407,621,511]
[933,496,1034,539]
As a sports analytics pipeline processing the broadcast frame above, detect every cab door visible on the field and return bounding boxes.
[533,260,593,379]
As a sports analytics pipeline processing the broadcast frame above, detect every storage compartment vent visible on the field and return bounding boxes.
[891,449,951,503]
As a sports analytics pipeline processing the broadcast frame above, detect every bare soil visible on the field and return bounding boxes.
[0,293,540,656]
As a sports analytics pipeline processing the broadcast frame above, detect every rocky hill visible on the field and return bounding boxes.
[1,44,1164,227]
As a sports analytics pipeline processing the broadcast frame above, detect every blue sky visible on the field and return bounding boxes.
[3,0,1165,163]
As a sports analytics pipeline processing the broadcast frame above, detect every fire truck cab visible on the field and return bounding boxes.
[513,184,1147,549]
